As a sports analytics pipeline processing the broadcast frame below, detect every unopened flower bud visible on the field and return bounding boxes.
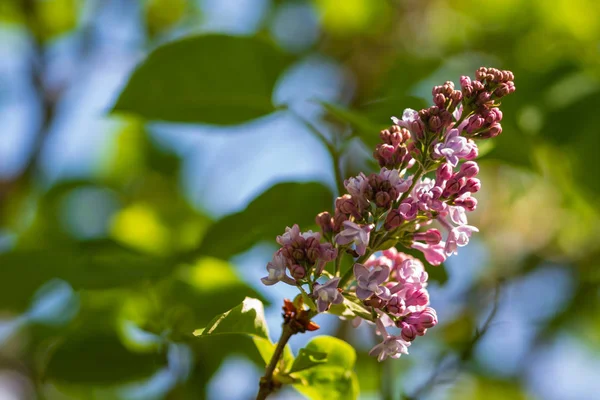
[375,191,392,208]
[487,122,502,138]
[336,195,360,219]
[386,295,406,316]
[429,115,442,131]
[460,161,479,178]
[291,265,306,280]
[384,209,403,230]
[292,248,305,261]
[462,178,481,193]
[454,196,477,211]
[407,307,438,329]
[444,177,464,196]
[436,163,453,182]
[399,321,418,342]
[316,212,334,235]
[364,296,386,309]
[405,288,429,308]
[414,229,442,245]
[434,93,446,108]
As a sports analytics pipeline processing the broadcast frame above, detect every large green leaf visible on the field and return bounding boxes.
[287,348,327,374]
[44,333,167,384]
[194,297,269,339]
[193,297,276,366]
[112,35,291,125]
[0,240,175,311]
[194,298,295,369]
[195,182,333,259]
[292,336,359,400]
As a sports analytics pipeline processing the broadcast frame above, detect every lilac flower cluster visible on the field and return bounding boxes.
[261,67,515,361]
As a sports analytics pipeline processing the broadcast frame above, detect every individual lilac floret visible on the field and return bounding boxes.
[369,318,410,361]
[444,225,479,255]
[378,168,412,195]
[411,241,447,266]
[344,173,370,209]
[433,128,477,167]
[394,258,428,290]
[261,251,295,286]
[335,221,373,256]
[313,277,344,312]
[391,108,424,140]
[354,263,391,300]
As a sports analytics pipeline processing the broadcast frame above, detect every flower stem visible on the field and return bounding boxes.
[256,324,295,400]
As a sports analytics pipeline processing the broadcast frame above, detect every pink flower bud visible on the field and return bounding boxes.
[399,321,418,342]
[386,295,406,316]
[436,163,453,182]
[291,264,306,280]
[487,122,502,138]
[411,120,425,140]
[460,161,479,178]
[384,209,403,230]
[374,191,390,208]
[404,288,429,308]
[451,90,463,103]
[460,75,472,88]
[414,229,442,245]
[316,212,334,235]
[336,195,360,219]
[405,307,438,329]
[444,177,464,196]
[462,178,481,193]
[454,196,477,211]
[364,296,386,309]
[377,144,395,160]
[434,93,446,108]
[292,248,305,261]
[429,115,442,131]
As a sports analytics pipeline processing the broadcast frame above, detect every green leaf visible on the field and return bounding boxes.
[292,336,359,399]
[194,297,269,340]
[195,182,333,259]
[291,336,359,399]
[44,333,167,384]
[194,298,295,370]
[301,336,356,370]
[327,295,373,321]
[0,240,175,312]
[287,348,327,374]
[112,34,292,125]
[294,366,359,400]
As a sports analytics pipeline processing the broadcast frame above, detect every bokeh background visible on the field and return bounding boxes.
[0,0,599,399]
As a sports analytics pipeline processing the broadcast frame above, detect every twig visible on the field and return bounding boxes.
[256,324,295,400]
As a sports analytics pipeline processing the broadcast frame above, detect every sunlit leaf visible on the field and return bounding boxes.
[113,35,292,125]
[287,347,327,374]
[292,336,359,399]
[194,297,269,339]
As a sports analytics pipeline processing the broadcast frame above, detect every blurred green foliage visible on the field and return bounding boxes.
[0,0,599,399]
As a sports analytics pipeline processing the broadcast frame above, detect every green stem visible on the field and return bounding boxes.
[334,252,343,277]
[256,324,295,400]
